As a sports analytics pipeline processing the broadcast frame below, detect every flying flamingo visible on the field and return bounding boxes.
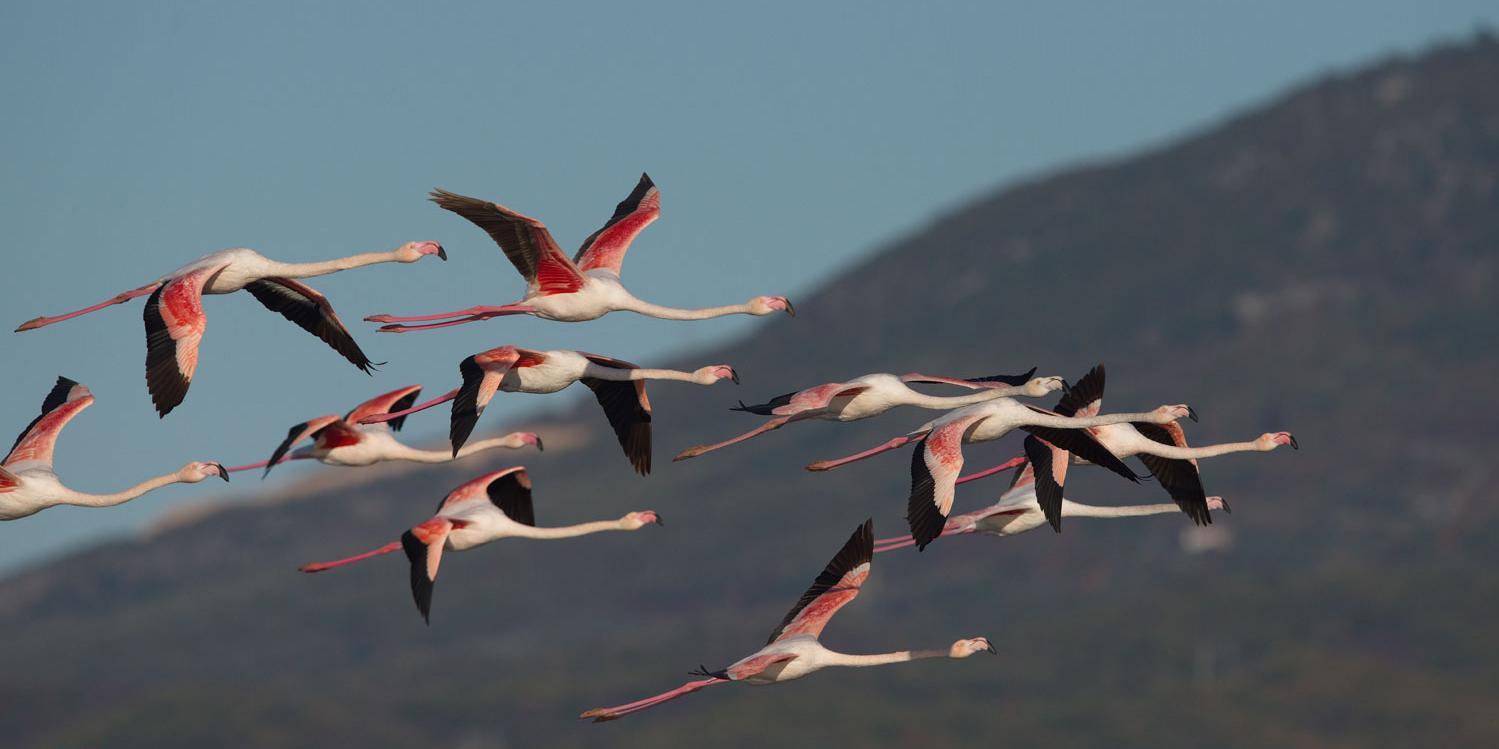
[672,367,1064,462]
[358,345,738,475]
[366,174,794,332]
[0,377,227,520]
[14,241,446,416]
[968,365,1295,533]
[872,475,1230,552]
[221,384,542,477]
[299,467,662,623]
[579,519,993,722]
[805,397,1194,549]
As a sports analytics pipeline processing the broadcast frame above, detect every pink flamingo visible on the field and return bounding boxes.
[222,384,541,477]
[14,242,446,416]
[0,377,227,520]
[358,345,738,475]
[806,397,1193,549]
[580,519,993,722]
[873,474,1230,553]
[970,365,1294,533]
[299,467,661,623]
[672,367,1064,461]
[366,175,794,332]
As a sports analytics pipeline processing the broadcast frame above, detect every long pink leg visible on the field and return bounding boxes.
[874,536,919,553]
[580,678,725,722]
[955,455,1027,485]
[14,282,161,332]
[224,454,308,474]
[805,433,923,472]
[367,305,535,332]
[360,388,459,424]
[674,417,794,461]
[365,305,524,324]
[299,541,402,573]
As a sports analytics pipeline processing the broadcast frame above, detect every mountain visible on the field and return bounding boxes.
[3,34,1498,749]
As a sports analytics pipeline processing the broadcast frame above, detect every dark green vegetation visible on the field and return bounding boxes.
[4,36,1498,748]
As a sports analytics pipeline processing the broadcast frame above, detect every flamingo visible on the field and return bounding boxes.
[872,473,1230,552]
[298,467,662,623]
[365,174,794,332]
[14,241,446,416]
[580,519,993,722]
[0,377,227,520]
[358,345,738,475]
[221,384,542,477]
[672,367,1065,462]
[806,396,1194,549]
[968,365,1295,533]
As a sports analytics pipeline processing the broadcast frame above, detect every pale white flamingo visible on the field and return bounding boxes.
[366,175,794,332]
[359,345,737,475]
[222,384,542,477]
[14,242,446,416]
[806,397,1193,549]
[672,367,1064,461]
[580,519,992,722]
[0,377,227,520]
[973,365,1294,533]
[872,477,1230,553]
[298,467,661,623]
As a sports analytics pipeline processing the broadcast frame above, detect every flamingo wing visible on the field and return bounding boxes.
[0,466,18,492]
[724,653,799,681]
[400,517,455,625]
[435,466,528,512]
[344,385,424,432]
[1132,422,1212,526]
[143,267,219,417]
[244,277,376,374]
[579,354,652,475]
[429,189,585,295]
[450,347,545,454]
[907,412,987,549]
[901,367,1037,389]
[1019,409,1143,484]
[484,467,536,526]
[5,376,93,470]
[769,518,874,644]
[573,173,661,275]
[1021,435,1071,532]
[263,414,342,478]
[1054,364,1105,417]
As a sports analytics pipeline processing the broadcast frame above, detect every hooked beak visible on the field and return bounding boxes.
[782,299,796,317]
[1220,498,1233,514]
[1289,434,1299,450]
[729,368,740,385]
[1187,405,1199,422]
[216,464,230,482]
[435,244,448,261]
[653,513,664,526]
[1060,380,1072,395]
[984,642,997,654]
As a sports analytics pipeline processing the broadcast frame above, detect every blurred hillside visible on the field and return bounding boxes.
[2,34,1497,748]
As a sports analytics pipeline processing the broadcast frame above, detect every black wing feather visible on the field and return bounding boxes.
[7,376,79,461]
[581,378,652,475]
[486,470,536,526]
[143,285,191,417]
[1019,420,1144,483]
[1054,364,1105,417]
[1024,436,1065,533]
[767,518,874,644]
[574,172,656,263]
[729,391,797,415]
[400,531,435,625]
[966,367,1037,386]
[244,279,376,373]
[905,437,946,551]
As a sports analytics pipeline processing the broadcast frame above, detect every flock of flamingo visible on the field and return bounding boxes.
[2,173,1296,722]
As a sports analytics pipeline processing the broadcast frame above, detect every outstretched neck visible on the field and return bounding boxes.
[513,519,632,540]
[823,648,948,668]
[1148,440,1261,460]
[60,471,186,509]
[587,365,699,383]
[390,436,527,463]
[902,389,1006,410]
[1062,500,1180,518]
[271,250,406,280]
[618,297,752,321]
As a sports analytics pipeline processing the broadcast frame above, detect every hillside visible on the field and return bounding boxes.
[3,35,1498,748]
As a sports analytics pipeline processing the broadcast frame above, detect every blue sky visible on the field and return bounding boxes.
[2,1,1493,572]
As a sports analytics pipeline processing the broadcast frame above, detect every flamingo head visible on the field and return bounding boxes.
[1151,404,1196,423]
[509,431,544,451]
[1022,376,1067,398]
[749,296,796,317]
[397,240,447,263]
[950,637,996,658]
[693,365,739,385]
[1255,431,1298,451]
[1206,496,1231,513]
[621,511,663,530]
[181,461,230,483]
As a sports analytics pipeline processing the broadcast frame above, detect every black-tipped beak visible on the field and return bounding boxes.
[534,435,545,452]
[783,299,796,317]
[436,245,448,261]
[1220,498,1233,514]
[216,464,230,482]
[1187,405,1199,422]
[1060,380,1072,395]
[1289,435,1299,450]
[985,642,997,654]
[654,514,665,527]
[729,368,740,385]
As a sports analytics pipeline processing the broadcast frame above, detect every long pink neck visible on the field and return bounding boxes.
[616,297,754,320]
[268,250,407,280]
[58,471,186,508]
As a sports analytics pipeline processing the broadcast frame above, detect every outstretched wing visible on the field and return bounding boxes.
[579,353,652,475]
[244,277,376,374]
[263,414,342,478]
[484,467,536,526]
[345,385,424,432]
[5,376,93,470]
[1022,435,1070,532]
[1019,409,1143,484]
[902,367,1037,389]
[450,347,547,455]
[400,517,454,625]
[430,189,585,295]
[769,518,874,644]
[1133,422,1212,526]
[907,412,988,549]
[143,267,219,417]
[1054,364,1105,417]
[573,173,661,275]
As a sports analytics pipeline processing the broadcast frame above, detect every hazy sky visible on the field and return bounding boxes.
[1,1,1493,573]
